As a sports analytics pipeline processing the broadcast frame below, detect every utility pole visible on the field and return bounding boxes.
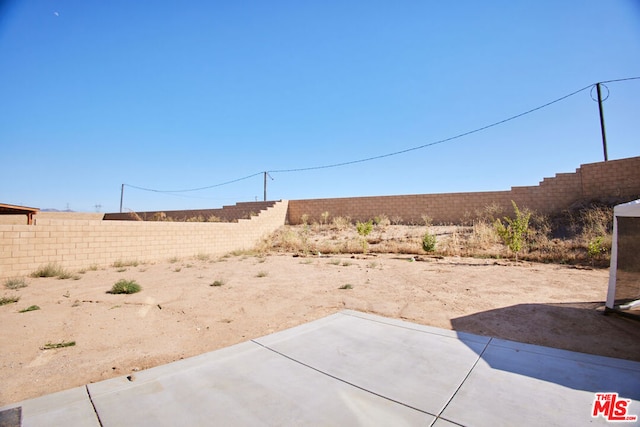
[120,184,124,213]
[263,172,273,202]
[596,83,609,161]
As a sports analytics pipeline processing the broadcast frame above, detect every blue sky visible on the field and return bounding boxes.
[1,1,639,213]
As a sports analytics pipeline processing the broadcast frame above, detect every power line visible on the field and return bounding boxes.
[125,77,639,193]
[124,172,263,193]
[270,83,596,173]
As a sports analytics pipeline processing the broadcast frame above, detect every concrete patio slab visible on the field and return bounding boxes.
[254,310,490,415]
[87,340,432,426]
[0,386,100,427]
[1,310,639,426]
[440,337,640,427]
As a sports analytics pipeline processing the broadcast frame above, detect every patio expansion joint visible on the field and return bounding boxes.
[250,339,433,417]
[433,336,493,425]
[85,384,104,427]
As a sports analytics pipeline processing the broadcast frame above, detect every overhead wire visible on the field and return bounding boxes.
[125,77,639,193]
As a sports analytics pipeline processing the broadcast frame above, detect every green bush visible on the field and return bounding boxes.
[422,232,437,252]
[356,220,373,237]
[108,279,142,294]
[494,201,531,261]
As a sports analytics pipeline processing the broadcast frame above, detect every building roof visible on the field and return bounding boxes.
[0,203,40,215]
[0,203,40,224]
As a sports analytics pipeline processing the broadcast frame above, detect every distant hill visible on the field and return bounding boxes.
[40,208,75,212]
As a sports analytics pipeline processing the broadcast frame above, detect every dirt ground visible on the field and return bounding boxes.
[1,252,639,406]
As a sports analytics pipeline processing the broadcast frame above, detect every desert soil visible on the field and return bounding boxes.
[1,252,639,405]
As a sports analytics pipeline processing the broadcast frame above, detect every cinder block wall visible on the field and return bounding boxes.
[0,201,288,279]
[287,157,640,224]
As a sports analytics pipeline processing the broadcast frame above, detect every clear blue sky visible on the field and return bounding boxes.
[1,1,639,213]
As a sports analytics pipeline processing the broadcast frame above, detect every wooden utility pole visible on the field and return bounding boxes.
[263,172,273,201]
[120,184,124,213]
[596,83,608,161]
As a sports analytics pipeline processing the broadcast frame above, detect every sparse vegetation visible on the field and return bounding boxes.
[210,280,225,287]
[0,296,20,306]
[260,202,615,267]
[256,271,268,278]
[339,284,353,290]
[332,216,351,231]
[320,211,330,226]
[112,260,139,268]
[4,277,27,290]
[30,263,71,279]
[42,341,75,350]
[108,279,142,294]
[195,253,210,261]
[19,305,40,313]
[374,214,391,227]
[421,214,433,227]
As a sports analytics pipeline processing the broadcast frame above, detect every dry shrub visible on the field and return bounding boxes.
[421,214,433,227]
[331,216,351,231]
[374,214,391,228]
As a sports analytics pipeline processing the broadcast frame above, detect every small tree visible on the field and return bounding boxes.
[494,201,531,261]
[356,220,373,253]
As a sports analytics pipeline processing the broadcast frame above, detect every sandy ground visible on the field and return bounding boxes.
[1,253,639,406]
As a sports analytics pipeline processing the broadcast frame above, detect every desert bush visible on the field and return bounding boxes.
[421,214,433,227]
[390,215,403,225]
[374,214,391,227]
[112,260,139,268]
[494,201,531,261]
[30,263,71,279]
[320,211,330,226]
[300,214,309,225]
[332,216,351,231]
[108,279,141,294]
[207,215,222,222]
[4,277,27,290]
[0,296,20,306]
[422,231,437,252]
[580,205,612,239]
[151,212,167,221]
[587,236,609,260]
[356,220,373,237]
[476,203,504,223]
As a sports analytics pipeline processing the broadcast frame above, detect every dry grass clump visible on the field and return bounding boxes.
[30,263,74,279]
[0,296,20,306]
[4,277,27,290]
